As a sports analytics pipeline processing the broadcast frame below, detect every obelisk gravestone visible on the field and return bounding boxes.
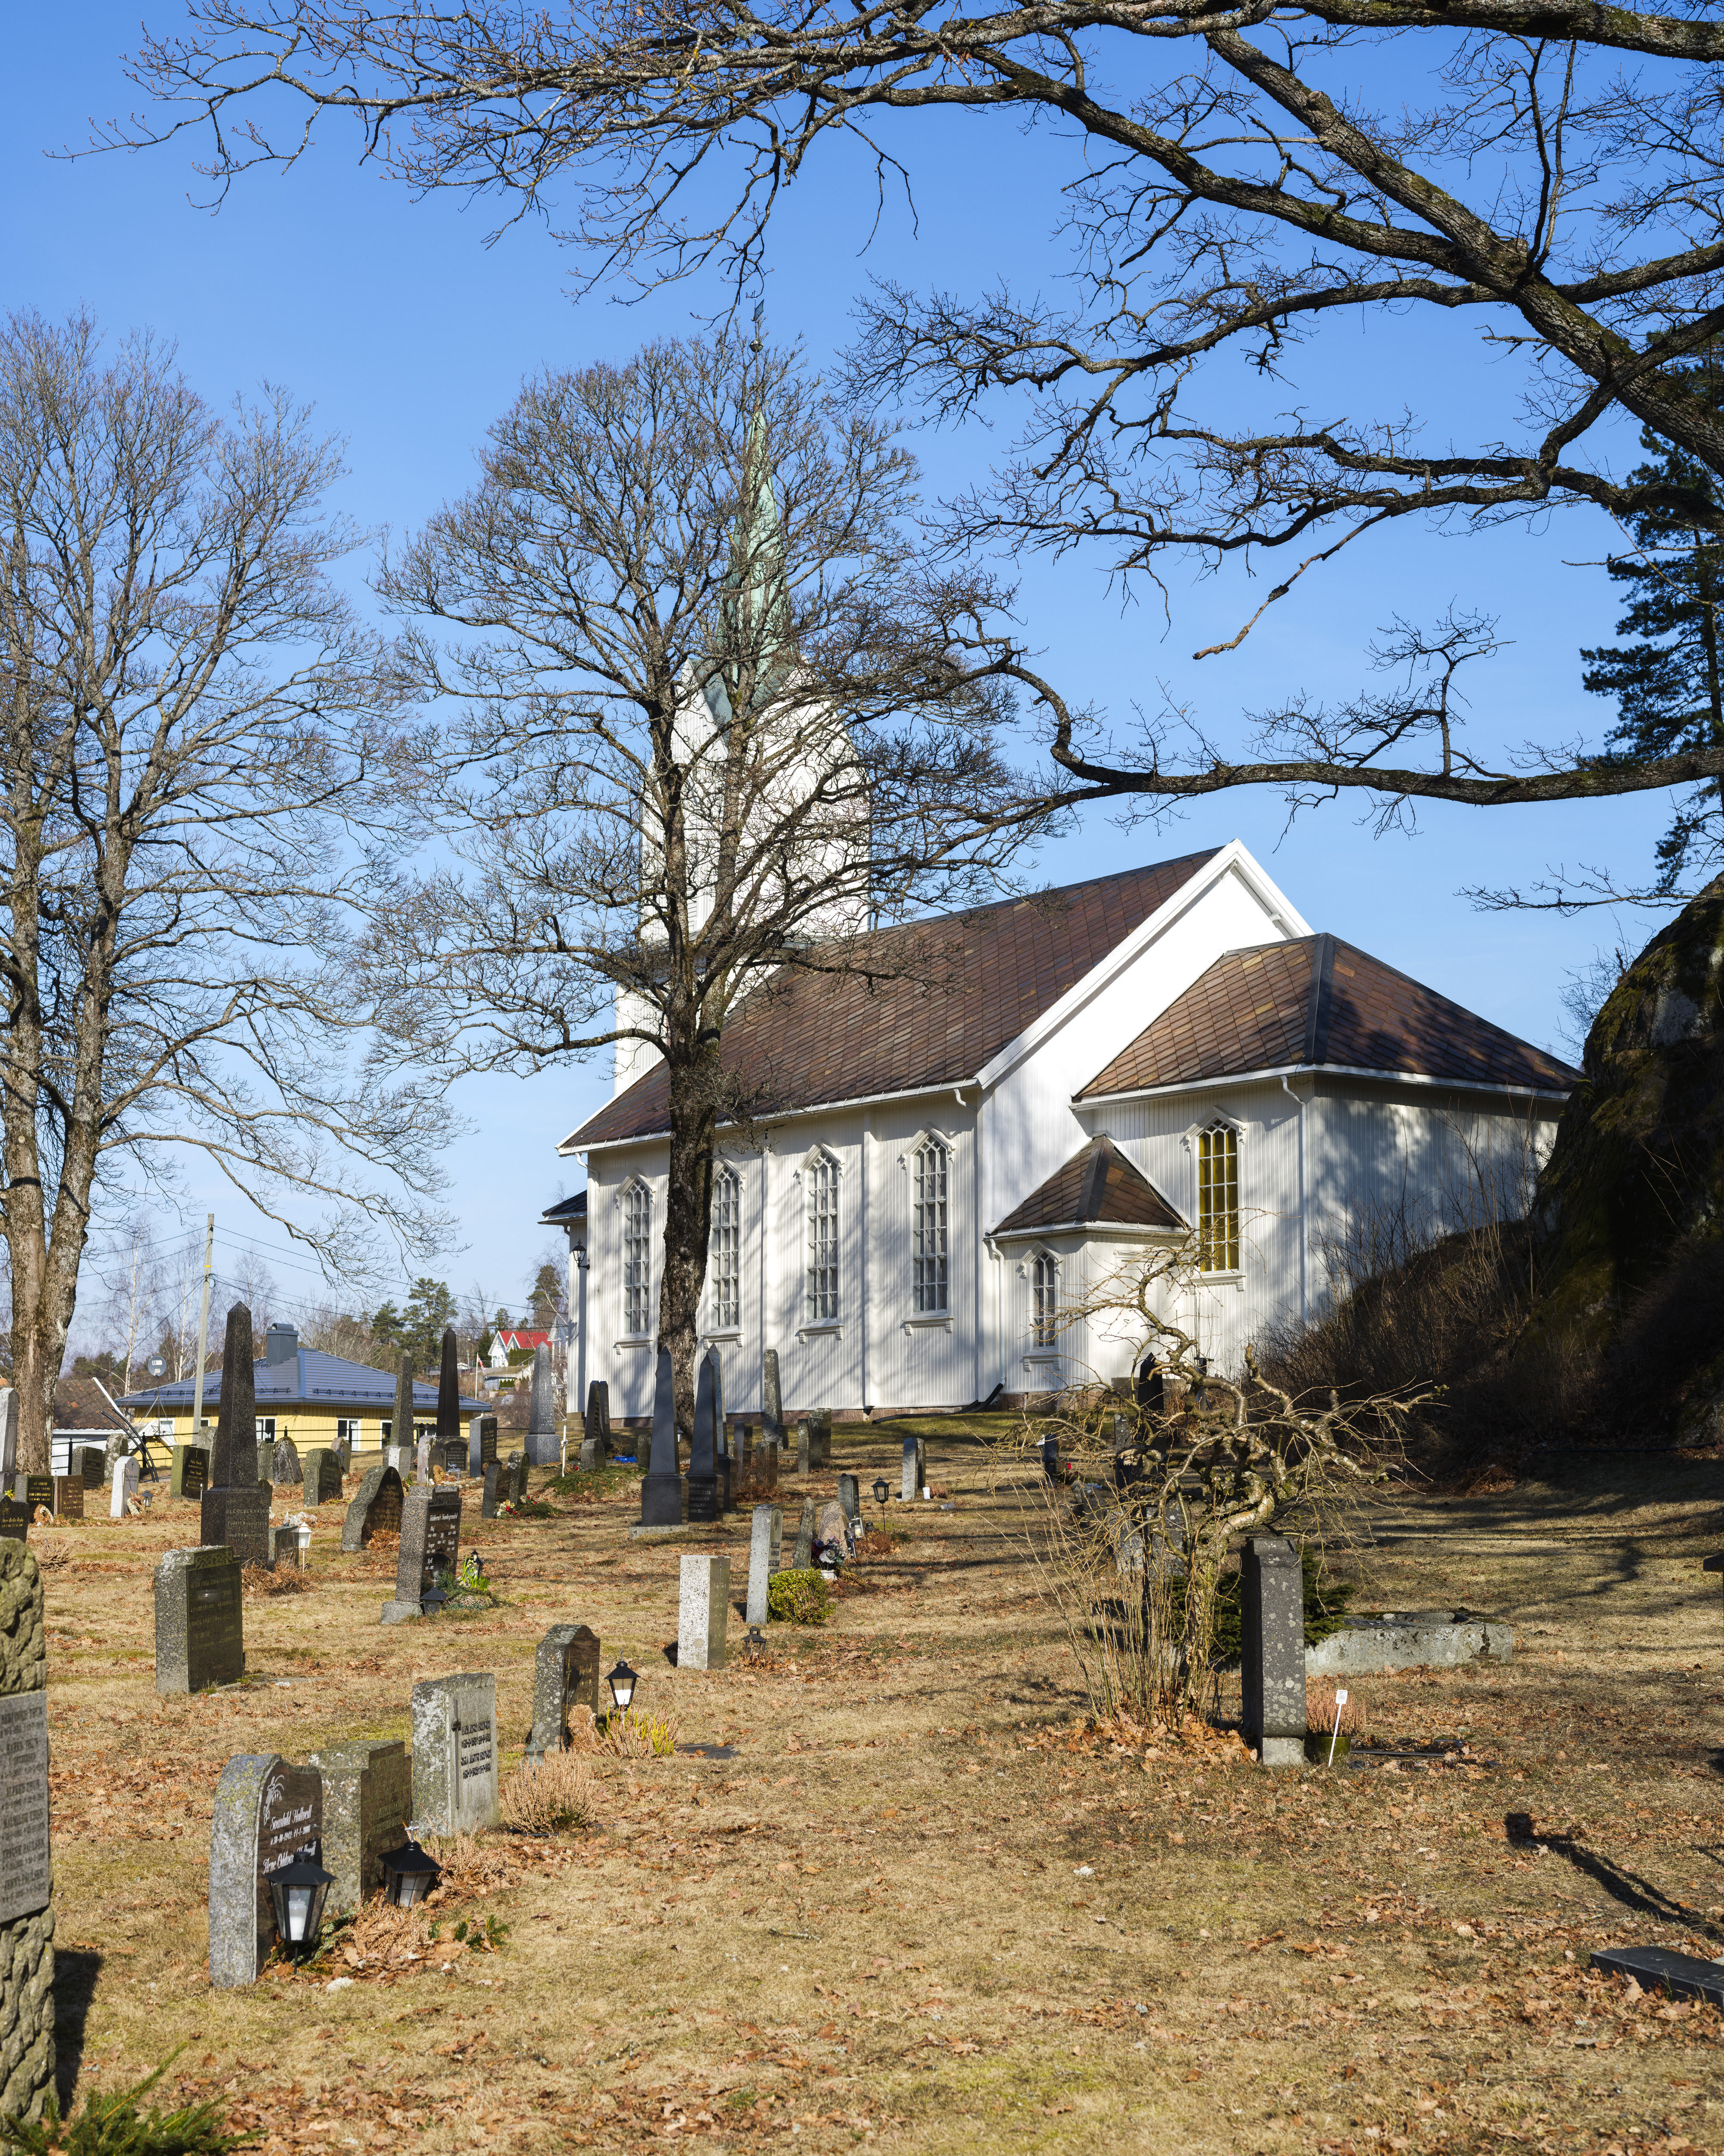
[639,1349,684,1528]
[200,1303,272,1569]
[527,1343,558,1468]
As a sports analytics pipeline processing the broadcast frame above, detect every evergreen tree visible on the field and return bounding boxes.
[401,1278,456,1373]
[1582,358,1724,894]
[527,1264,562,1331]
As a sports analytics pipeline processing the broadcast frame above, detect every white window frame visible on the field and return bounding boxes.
[336,1417,362,1448]
[1029,1250,1060,1350]
[1196,1118,1242,1275]
[805,1148,841,1325]
[911,1135,951,1315]
[710,1164,742,1333]
[255,1417,277,1443]
[622,1177,653,1336]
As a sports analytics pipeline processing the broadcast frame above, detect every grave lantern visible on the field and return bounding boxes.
[871,1477,888,1509]
[420,1581,448,1618]
[605,1658,639,1713]
[265,1853,334,1958]
[379,1840,441,1909]
[746,1625,765,1662]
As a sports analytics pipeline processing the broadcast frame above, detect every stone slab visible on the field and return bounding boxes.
[301,1448,344,1508]
[0,1693,50,1924]
[747,1505,782,1627]
[1590,1945,1724,2007]
[1307,1612,1514,1677]
[1242,1534,1305,1767]
[342,1462,403,1552]
[154,1546,244,1693]
[201,1482,272,1570]
[310,1738,412,1915]
[410,1673,499,1835]
[170,1444,208,1502]
[678,1554,730,1671]
[526,1624,601,1756]
[393,1484,461,1612]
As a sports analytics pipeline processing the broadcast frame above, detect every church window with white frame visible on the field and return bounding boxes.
[711,1165,741,1329]
[1031,1252,1059,1346]
[623,1179,653,1333]
[806,1152,840,1322]
[1197,1121,1240,1273]
[912,1136,950,1314]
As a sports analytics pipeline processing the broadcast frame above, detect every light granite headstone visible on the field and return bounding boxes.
[838,1473,860,1525]
[382,1484,461,1623]
[154,1546,243,1693]
[761,1349,784,1450]
[208,1753,322,1988]
[639,1348,683,1527]
[1242,1534,1306,1768]
[414,1436,433,1486]
[795,1417,810,1476]
[108,1457,138,1520]
[902,1433,922,1502]
[341,1461,403,1552]
[301,1448,343,1508]
[505,1450,527,1505]
[269,1439,303,1488]
[527,1344,558,1468]
[170,1443,209,1501]
[793,1497,816,1570]
[410,1673,499,1834]
[747,1505,782,1627]
[0,1540,53,2116]
[678,1553,730,1672]
[201,1302,270,1568]
[383,1443,411,1479]
[309,1738,412,1915]
[526,1624,601,1758]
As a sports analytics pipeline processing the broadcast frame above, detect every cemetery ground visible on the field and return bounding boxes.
[34,1429,1724,2156]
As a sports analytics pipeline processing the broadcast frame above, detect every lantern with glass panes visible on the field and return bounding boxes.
[265,1853,334,1958]
[605,1659,638,1715]
[871,1477,888,1509]
[379,1840,441,1908]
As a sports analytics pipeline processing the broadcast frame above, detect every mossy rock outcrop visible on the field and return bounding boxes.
[1531,870,1724,1438]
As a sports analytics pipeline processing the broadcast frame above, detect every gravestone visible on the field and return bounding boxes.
[201,1302,271,1569]
[301,1449,343,1508]
[381,1485,462,1623]
[761,1349,784,1450]
[795,1418,811,1475]
[747,1505,782,1627]
[525,1624,601,1758]
[480,1462,500,1519]
[526,1344,558,1468]
[392,1351,415,1465]
[815,1498,852,1565]
[439,1438,466,1479]
[810,1411,833,1469]
[678,1554,730,1671]
[583,1381,612,1469]
[436,1327,461,1445]
[208,1753,323,1988]
[14,1478,51,1519]
[0,1391,15,1482]
[49,1478,81,1523]
[687,1351,721,1524]
[505,1451,527,1505]
[309,1738,412,1915]
[1040,1433,1060,1482]
[154,1546,244,1693]
[109,1457,139,1519]
[270,1439,303,1488]
[639,1349,685,1528]
[341,1461,404,1552]
[0,1502,27,1546]
[410,1673,499,1834]
[838,1473,860,1525]
[334,1433,352,1472]
[793,1498,816,1569]
[271,1522,309,1571]
[1241,1534,1306,1768]
[72,1447,103,1489]
[384,1443,411,1480]
[170,1443,209,1502]
[0,1540,52,2118]
[414,1436,433,1486]
[467,1414,498,1478]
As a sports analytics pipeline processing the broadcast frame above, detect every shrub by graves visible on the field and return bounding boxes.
[767,1568,834,1626]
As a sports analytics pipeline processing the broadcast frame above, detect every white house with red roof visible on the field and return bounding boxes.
[560,840,1575,1420]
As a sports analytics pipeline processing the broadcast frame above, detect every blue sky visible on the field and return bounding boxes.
[9,8,1677,1341]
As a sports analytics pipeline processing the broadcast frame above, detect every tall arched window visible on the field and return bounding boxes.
[711,1165,741,1329]
[1031,1252,1059,1346]
[622,1179,653,1333]
[1197,1121,1240,1273]
[806,1152,840,1322]
[912,1136,950,1314]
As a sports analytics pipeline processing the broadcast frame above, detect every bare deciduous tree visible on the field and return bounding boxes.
[112,0,1724,868]
[361,333,1054,1430]
[0,311,450,1468]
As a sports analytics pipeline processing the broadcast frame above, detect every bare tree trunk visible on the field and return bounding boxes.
[658,1033,720,1440]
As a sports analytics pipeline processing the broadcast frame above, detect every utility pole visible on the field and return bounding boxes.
[189,1214,215,1440]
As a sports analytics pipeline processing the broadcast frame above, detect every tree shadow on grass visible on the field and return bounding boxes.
[1505,1812,1724,1946]
[53,1946,100,2110]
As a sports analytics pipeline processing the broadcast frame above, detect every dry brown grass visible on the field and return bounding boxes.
[497,1746,599,1833]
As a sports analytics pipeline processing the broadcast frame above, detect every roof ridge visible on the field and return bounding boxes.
[1302,932,1338,1066]
[1077,1134,1115,1221]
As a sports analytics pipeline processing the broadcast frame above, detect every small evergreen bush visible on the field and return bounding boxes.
[766,1568,834,1625]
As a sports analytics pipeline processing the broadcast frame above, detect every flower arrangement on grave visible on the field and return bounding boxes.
[1005,1236,1432,1726]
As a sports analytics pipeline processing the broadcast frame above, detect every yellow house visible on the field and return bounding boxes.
[119,1323,486,1459]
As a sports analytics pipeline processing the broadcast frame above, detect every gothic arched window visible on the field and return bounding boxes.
[1031,1251,1059,1346]
[806,1151,840,1322]
[711,1165,741,1329]
[912,1136,950,1314]
[1197,1121,1240,1273]
[622,1179,653,1334]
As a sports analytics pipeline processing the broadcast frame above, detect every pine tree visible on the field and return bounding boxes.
[1582,358,1724,894]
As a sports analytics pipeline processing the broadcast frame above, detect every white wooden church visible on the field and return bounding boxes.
[561,839,1574,1421]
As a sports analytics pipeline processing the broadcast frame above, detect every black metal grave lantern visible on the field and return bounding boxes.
[745,1625,765,1662]
[379,1840,441,1909]
[265,1853,334,1956]
[606,1658,639,1713]
[871,1477,888,1509]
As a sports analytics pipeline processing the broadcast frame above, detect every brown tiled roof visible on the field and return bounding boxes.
[570,851,1220,1146]
[51,1376,130,1431]
[1079,935,1579,1098]
[994,1135,1185,1236]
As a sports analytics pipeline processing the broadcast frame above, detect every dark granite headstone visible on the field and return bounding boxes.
[812,1410,833,1469]
[0,1501,29,1546]
[16,1477,50,1518]
[301,1448,343,1507]
[154,1546,244,1693]
[310,1737,412,1915]
[202,1302,270,1568]
[1040,1432,1060,1482]
[73,1446,103,1488]
[381,1485,461,1622]
[51,1476,82,1521]
[639,1349,684,1527]
[480,1462,500,1519]
[688,1350,720,1523]
[341,1461,403,1552]
[583,1381,612,1465]
[1591,1944,1724,2006]
[525,1623,601,1757]
[505,1450,527,1505]
[410,1672,498,1834]
[170,1444,209,1501]
[436,1327,461,1440]
[1242,1534,1306,1768]
[838,1473,860,1524]
[208,1752,322,1987]
[467,1413,498,1477]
